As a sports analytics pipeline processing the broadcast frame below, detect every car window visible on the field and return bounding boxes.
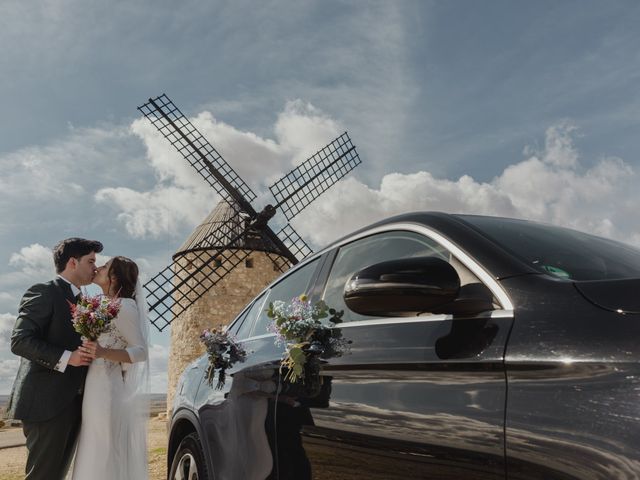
[321,230,488,322]
[233,292,268,340]
[248,258,321,338]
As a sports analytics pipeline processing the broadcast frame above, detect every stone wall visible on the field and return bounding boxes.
[166,250,286,413]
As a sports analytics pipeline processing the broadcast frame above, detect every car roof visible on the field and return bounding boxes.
[319,211,539,280]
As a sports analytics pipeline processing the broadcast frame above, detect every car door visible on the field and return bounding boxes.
[191,256,324,479]
[297,224,514,480]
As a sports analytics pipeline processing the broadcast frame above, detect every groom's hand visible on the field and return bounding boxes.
[69,347,93,367]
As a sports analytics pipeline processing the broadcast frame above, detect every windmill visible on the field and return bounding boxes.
[138,94,361,333]
[137,94,360,404]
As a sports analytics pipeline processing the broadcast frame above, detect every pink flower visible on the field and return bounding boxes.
[69,293,121,340]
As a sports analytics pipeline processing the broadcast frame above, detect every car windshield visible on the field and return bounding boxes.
[458,215,640,281]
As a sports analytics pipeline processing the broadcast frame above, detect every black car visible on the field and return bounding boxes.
[168,212,640,480]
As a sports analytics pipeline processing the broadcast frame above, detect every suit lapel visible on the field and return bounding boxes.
[53,278,83,347]
[53,277,76,304]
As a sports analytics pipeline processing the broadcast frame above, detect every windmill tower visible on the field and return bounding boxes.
[136,94,361,406]
[166,201,288,406]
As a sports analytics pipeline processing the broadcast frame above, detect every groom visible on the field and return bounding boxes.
[7,237,103,480]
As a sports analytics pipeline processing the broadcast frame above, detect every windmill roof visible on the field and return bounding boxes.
[174,200,283,258]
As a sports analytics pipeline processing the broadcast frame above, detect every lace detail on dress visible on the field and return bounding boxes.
[95,322,128,374]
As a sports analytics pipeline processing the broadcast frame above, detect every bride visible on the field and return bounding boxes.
[71,256,150,480]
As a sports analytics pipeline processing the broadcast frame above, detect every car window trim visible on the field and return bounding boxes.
[235,223,515,340]
[238,309,513,344]
[227,303,253,335]
[247,293,272,338]
[239,332,276,343]
[337,308,514,328]
[314,222,514,312]
[308,249,337,303]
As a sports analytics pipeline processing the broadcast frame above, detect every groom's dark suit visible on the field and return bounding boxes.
[7,277,87,480]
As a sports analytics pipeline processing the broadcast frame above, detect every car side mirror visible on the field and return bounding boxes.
[431,282,495,316]
[343,257,461,317]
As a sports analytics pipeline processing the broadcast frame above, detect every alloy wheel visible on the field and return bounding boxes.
[173,452,199,480]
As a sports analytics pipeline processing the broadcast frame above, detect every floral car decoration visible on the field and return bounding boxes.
[267,294,350,385]
[200,327,248,389]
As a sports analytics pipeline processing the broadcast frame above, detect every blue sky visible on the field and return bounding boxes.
[1,0,639,393]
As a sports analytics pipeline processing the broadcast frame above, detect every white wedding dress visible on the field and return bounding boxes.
[71,296,150,480]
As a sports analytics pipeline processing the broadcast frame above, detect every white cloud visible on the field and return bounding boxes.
[0,314,17,409]
[190,112,284,185]
[0,124,135,205]
[95,185,218,240]
[98,101,343,239]
[0,247,118,313]
[0,359,19,395]
[94,253,111,268]
[0,244,55,296]
[274,100,342,167]
[96,112,639,253]
[0,292,16,313]
[294,122,639,248]
[0,313,16,349]
[9,244,54,278]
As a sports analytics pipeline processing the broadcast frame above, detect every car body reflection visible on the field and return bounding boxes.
[167,213,640,479]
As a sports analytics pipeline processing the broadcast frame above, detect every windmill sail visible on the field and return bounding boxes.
[137,94,361,331]
[276,224,313,261]
[144,201,291,331]
[268,132,361,221]
[138,94,257,210]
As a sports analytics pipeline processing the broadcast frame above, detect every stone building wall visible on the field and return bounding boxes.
[166,250,286,413]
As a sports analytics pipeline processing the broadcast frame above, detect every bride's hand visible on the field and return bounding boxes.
[69,348,93,366]
[81,340,103,359]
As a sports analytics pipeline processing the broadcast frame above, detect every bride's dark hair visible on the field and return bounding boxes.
[108,256,139,299]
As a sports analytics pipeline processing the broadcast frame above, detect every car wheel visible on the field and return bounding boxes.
[169,432,209,480]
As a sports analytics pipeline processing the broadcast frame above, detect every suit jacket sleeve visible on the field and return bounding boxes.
[10,283,66,370]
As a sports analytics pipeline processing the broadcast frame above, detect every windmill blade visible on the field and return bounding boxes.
[276,224,313,261]
[268,132,361,221]
[144,208,254,332]
[143,201,299,331]
[138,94,257,211]
[144,247,253,332]
[138,94,301,268]
[263,250,291,274]
[263,224,314,274]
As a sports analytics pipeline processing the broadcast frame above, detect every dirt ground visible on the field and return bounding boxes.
[0,416,168,480]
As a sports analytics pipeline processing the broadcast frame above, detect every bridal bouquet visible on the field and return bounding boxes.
[69,294,121,341]
[200,327,248,389]
[266,294,349,385]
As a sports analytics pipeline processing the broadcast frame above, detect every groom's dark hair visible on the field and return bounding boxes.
[53,238,104,273]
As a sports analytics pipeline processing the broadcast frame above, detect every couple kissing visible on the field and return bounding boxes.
[7,237,150,480]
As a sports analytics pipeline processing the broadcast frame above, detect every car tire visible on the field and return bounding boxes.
[169,432,210,480]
